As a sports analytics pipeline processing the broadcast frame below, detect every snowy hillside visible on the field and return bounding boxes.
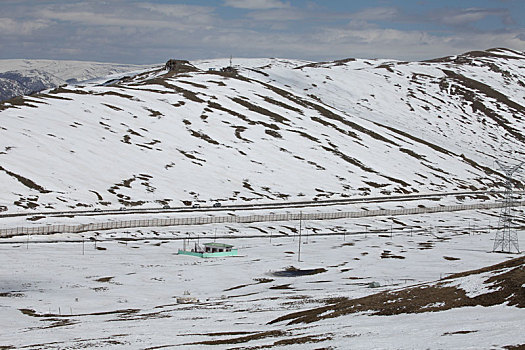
[0,49,524,213]
[0,59,149,102]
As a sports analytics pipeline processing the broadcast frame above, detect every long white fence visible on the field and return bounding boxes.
[0,201,520,238]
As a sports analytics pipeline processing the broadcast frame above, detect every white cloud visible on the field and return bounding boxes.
[432,7,511,26]
[307,26,524,60]
[223,0,291,10]
[245,9,307,21]
[38,10,173,29]
[351,7,399,21]
[35,6,215,32]
[243,6,399,25]
[0,18,50,35]
[137,3,216,23]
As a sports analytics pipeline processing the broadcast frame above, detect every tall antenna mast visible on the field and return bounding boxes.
[230,55,232,68]
[492,160,524,253]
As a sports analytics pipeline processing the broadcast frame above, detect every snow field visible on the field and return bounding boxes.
[1,208,524,348]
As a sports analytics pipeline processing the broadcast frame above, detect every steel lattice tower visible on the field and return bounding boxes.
[492,160,524,253]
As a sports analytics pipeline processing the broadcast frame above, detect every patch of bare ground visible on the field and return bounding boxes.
[442,330,478,336]
[503,344,525,350]
[232,125,252,142]
[270,284,293,290]
[89,189,104,201]
[364,181,388,188]
[208,79,228,86]
[423,49,523,63]
[95,90,137,100]
[399,147,426,160]
[311,116,360,140]
[184,330,286,346]
[102,103,123,111]
[459,153,503,179]
[418,241,434,250]
[0,166,51,193]
[40,318,78,329]
[16,335,129,349]
[294,58,356,69]
[178,80,208,89]
[256,81,309,109]
[322,145,376,173]
[443,256,461,261]
[234,333,333,349]
[230,97,290,125]
[287,129,319,142]
[258,95,304,114]
[380,250,405,259]
[188,129,220,145]
[145,107,163,118]
[265,129,282,138]
[376,64,395,73]
[48,86,90,95]
[377,121,454,156]
[270,256,525,325]
[33,93,72,101]
[224,278,274,292]
[0,292,24,297]
[134,78,205,103]
[19,308,139,318]
[0,94,51,111]
[271,333,333,346]
[272,266,327,277]
[177,149,206,163]
[27,215,45,221]
[207,101,280,131]
[95,276,114,283]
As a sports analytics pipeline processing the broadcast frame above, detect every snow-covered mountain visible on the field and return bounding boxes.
[0,48,523,213]
[0,59,149,102]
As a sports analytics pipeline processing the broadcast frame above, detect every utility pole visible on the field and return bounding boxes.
[298,212,302,262]
[493,160,523,253]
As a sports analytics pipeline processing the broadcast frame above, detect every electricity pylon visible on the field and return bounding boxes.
[492,160,524,253]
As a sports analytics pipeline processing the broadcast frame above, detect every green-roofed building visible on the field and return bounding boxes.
[178,242,238,258]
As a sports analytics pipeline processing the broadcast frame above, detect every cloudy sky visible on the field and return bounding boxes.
[1,0,523,64]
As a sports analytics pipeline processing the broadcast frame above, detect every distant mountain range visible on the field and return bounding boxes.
[0,59,150,102]
[0,49,523,213]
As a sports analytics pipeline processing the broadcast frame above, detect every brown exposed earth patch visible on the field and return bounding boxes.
[185,330,285,345]
[0,166,51,193]
[270,256,525,325]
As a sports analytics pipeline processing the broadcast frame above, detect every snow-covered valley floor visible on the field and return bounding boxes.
[1,208,524,349]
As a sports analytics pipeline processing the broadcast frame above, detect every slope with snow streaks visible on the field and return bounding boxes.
[0,49,523,212]
[244,49,525,165]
